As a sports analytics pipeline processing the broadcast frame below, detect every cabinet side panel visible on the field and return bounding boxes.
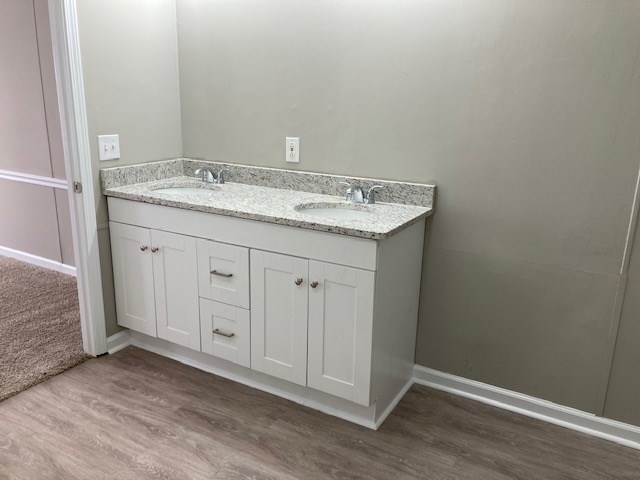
[371,220,425,417]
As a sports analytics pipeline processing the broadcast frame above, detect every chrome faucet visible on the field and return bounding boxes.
[340,181,384,204]
[340,181,365,203]
[194,166,229,184]
[194,166,216,183]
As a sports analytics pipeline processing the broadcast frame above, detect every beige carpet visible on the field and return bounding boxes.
[0,255,89,401]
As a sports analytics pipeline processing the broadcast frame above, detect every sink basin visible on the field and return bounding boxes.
[152,186,219,195]
[295,203,375,220]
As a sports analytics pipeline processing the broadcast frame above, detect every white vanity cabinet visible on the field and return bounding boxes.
[107,197,425,429]
[110,222,200,350]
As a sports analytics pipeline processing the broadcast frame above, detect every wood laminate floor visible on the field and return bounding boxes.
[0,347,638,480]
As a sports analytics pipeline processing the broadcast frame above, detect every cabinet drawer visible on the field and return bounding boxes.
[200,299,250,367]
[197,239,249,309]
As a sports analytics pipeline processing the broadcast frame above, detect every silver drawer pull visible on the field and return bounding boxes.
[211,270,233,278]
[310,281,319,288]
[140,245,148,251]
[213,328,235,338]
[294,277,303,286]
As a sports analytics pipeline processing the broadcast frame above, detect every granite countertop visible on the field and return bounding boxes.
[103,176,432,240]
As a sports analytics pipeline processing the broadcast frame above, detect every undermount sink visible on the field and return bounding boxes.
[152,186,219,195]
[294,202,375,220]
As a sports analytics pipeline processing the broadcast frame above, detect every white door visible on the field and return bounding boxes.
[151,230,200,350]
[200,299,250,367]
[197,239,249,309]
[307,261,375,406]
[109,222,157,337]
[250,250,308,386]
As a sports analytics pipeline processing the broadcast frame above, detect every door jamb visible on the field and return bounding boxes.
[48,0,107,356]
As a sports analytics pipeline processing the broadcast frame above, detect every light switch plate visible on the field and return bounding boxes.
[286,137,299,163]
[98,134,120,161]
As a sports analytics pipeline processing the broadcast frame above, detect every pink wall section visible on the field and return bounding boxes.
[0,0,74,266]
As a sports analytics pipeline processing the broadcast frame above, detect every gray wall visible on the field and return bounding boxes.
[0,0,74,266]
[77,0,183,335]
[175,0,640,415]
[76,0,640,420]
[604,215,640,426]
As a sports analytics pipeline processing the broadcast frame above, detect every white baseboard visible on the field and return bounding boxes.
[106,330,131,355]
[0,245,76,276]
[413,365,640,451]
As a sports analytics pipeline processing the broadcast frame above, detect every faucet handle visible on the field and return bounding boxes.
[216,168,229,184]
[365,185,384,204]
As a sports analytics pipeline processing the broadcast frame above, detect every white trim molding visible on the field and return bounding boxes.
[0,245,76,276]
[49,0,107,356]
[106,330,131,355]
[413,365,640,451]
[0,169,69,190]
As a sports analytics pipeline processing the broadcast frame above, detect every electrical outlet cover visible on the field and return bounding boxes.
[286,136,299,163]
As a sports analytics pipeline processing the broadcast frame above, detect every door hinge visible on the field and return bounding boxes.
[73,181,82,193]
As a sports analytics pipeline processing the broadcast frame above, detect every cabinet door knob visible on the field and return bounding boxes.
[151,247,159,253]
[310,281,319,288]
[140,245,148,251]
[294,278,303,286]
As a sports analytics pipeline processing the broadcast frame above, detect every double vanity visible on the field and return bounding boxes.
[101,159,435,428]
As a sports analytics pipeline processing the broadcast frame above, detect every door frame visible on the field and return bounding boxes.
[48,0,107,356]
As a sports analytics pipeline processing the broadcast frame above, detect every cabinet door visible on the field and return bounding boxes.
[250,250,308,386]
[151,230,200,350]
[308,261,375,406]
[200,299,250,367]
[109,222,156,337]
[197,239,249,309]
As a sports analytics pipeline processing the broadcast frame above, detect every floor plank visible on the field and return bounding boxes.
[0,347,638,479]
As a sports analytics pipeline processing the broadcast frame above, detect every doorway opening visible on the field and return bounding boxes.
[0,0,91,400]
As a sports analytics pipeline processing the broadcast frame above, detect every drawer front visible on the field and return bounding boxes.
[197,239,249,309]
[200,299,250,367]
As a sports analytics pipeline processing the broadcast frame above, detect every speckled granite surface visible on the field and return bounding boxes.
[180,159,435,208]
[101,160,435,240]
